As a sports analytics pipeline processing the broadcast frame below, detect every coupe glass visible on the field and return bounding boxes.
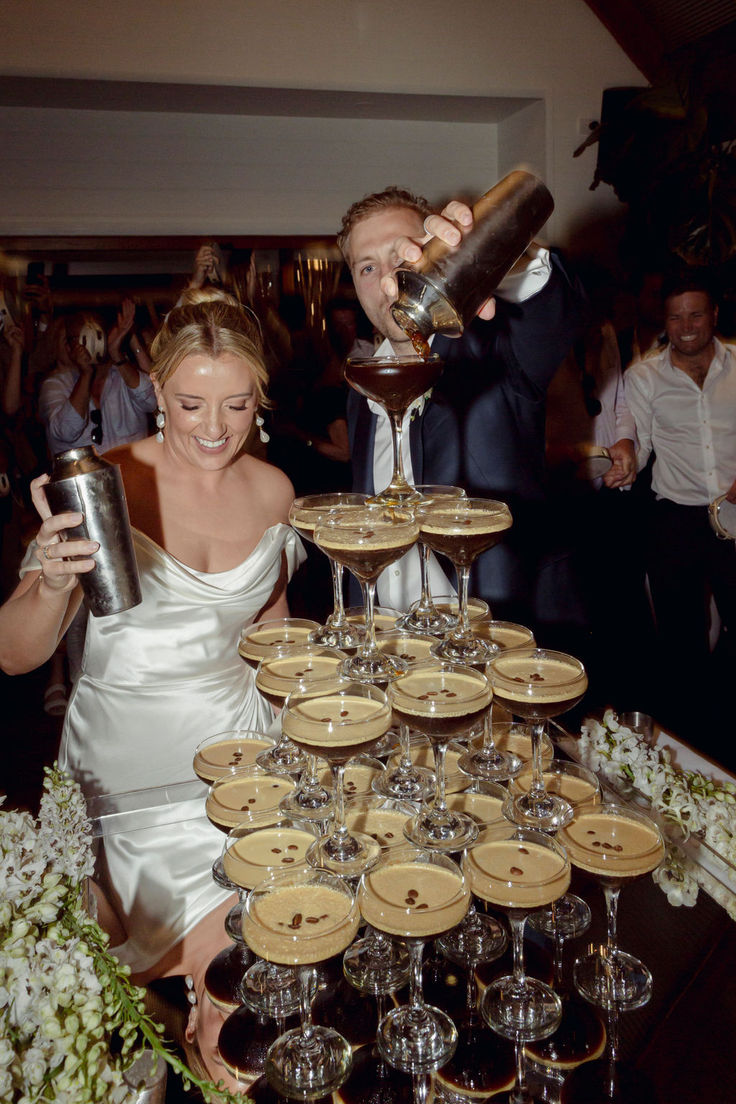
[288,492,368,650]
[465,822,570,1040]
[282,679,392,877]
[417,497,512,665]
[560,803,665,1011]
[238,617,321,668]
[520,760,600,942]
[488,648,588,831]
[202,766,296,1013]
[242,866,360,1099]
[255,644,346,780]
[344,353,444,505]
[341,794,416,995]
[223,812,317,1019]
[314,506,419,684]
[389,659,491,851]
[358,847,471,1073]
[395,484,466,636]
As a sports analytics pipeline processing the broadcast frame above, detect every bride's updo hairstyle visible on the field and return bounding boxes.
[150,289,269,407]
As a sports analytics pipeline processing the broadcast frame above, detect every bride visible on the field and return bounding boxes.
[0,293,304,979]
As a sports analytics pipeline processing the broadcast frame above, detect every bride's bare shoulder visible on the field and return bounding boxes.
[240,454,294,515]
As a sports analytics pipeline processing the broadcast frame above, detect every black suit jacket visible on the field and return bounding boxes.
[346,252,589,638]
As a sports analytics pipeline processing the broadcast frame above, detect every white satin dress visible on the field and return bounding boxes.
[58,523,304,973]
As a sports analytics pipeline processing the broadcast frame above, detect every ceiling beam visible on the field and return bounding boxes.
[583,0,664,83]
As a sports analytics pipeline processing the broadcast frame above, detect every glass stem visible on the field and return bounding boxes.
[389,410,409,492]
[513,1036,527,1102]
[529,720,548,803]
[417,543,433,611]
[455,564,472,636]
[481,707,496,754]
[302,754,320,790]
[509,909,527,985]
[397,719,414,773]
[605,1002,620,1098]
[361,579,379,654]
[432,740,449,815]
[298,965,315,1043]
[407,938,426,1013]
[328,558,347,626]
[603,882,621,953]
[553,916,565,988]
[331,762,347,844]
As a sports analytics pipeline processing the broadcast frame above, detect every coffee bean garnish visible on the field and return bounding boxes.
[400,652,416,661]
[407,889,418,897]
[320,717,331,723]
[530,673,545,682]
[294,670,305,678]
[385,832,394,839]
[586,830,595,835]
[510,866,524,876]
[512,676,525,683]
[271,848,282,854]
[340,710,349,717]
[592,840,602,847]
[613,844,623,852]
[306,916,321,924]
[405,897,415,905]
[288,913,302,929]
[282,857,295,863]
[518,847,529,854]
[416,902,429,909]
[287,844,299,851]
[247,797,256,804]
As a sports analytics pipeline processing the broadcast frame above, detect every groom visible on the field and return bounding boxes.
[337,185,588,648]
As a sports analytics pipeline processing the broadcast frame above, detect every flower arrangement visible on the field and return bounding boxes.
[0,767,241,1103]
[576,709,736,918]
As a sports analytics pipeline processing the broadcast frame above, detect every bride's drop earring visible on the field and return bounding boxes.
[255,412,269,444]
[155,408,166,443]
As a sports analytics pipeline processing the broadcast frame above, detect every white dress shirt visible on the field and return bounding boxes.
[626,338,736,505]
[370,245,552,608]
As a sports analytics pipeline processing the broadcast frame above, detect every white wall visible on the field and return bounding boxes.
[0,0,645,246]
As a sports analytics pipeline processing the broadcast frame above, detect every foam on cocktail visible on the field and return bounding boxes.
[419,507,512,538]
[465,837,570,909]
[255,651,345,700]
[446,790,504,825]
[510,768,599,808]
[359,861,470,937]
[223,826,314,889]
[206,775,296,831]
[390,666,492,720]
[491,653,587,708]
[560,810,664,878]
[244,883,359,964]
[283,694,390,754]
[193,736,274,782]
[344,807,410,849]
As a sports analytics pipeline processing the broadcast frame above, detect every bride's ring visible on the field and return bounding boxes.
[42,544,53,561]
[423,216,434,236]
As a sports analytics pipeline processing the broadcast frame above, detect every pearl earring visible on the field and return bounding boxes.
[155,408,166,443]
[255,413,269,444]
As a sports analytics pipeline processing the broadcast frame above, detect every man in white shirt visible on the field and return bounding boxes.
[627,275,736,747]
[337,186,587,645]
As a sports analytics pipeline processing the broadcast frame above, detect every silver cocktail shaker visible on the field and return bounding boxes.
[45,446,142,617]
[390,170,554,342]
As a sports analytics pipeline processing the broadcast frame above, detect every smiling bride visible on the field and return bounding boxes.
[0,292,304,979]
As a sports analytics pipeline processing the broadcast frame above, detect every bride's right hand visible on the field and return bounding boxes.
[31,474,100,593]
